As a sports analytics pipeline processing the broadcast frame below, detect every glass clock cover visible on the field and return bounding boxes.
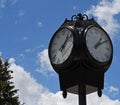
[49,28,74,65]
[85,26,112,63]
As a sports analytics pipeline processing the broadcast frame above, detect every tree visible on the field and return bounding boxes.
[0,57,24,105]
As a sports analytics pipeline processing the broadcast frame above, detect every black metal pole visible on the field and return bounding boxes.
[78,84,86,105]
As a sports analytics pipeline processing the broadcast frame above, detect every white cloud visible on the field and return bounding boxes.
[87,93,120,105]
[25,46,43,53]
[25,48,32,53]
[36,49,54,77]
[9,60,49,105]
[18,9,25,17]
[109,86,119,93]
[11,0,17,5]
[8,57,15,63]
[22,36,28,41]
[86,0,120,38]
[37,21,43,28]
[106,86,119,98]
[8,59,120,105]
[73,5,77,10]
[0,0,18,8]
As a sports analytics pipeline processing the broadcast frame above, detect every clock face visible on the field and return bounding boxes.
[85,26,112,63]
[49,28,73,65]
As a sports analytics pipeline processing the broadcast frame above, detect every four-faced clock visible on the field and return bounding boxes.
[83,25,113,67]
[49,24,113,72]
[48,15,113,99]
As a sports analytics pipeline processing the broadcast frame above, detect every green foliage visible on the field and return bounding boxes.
[0,58,24,105]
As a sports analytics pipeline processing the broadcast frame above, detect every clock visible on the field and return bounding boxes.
[48,14,113,99]
[83,25,113,67]
[48,26,79,71]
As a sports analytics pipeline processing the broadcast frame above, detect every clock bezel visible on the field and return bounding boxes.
[82,25,113,68]
[48,26,79,73]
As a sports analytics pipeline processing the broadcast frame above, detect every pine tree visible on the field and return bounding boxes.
[0,57,24,105]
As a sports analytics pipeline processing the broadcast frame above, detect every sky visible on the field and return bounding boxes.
[0,0,120,105]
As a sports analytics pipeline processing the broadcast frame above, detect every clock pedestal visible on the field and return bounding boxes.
[78,84,86,105]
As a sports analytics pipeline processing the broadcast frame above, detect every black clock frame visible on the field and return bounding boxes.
[81,25,113,72]
[48,26,80,73]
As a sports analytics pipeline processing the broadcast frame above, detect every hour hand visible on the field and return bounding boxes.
[95,38,108,49]
[94,37,102,49]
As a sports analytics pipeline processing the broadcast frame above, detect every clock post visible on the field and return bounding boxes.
[48,13,113,105]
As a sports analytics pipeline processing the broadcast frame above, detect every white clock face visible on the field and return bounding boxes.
[49,28,73,64]
[85,26,112,63]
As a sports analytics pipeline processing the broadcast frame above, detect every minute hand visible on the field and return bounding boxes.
[95,40,108,49]
[59,35,69,52]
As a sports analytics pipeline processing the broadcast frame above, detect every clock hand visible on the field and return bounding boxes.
[94,37,102,49]
[99,40,108,46]
[62,42,73,56]
[95,39,108,49]
[59,35,69,52]
[54,50,63,64]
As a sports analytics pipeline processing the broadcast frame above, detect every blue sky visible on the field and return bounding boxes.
[0,0,120,105]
